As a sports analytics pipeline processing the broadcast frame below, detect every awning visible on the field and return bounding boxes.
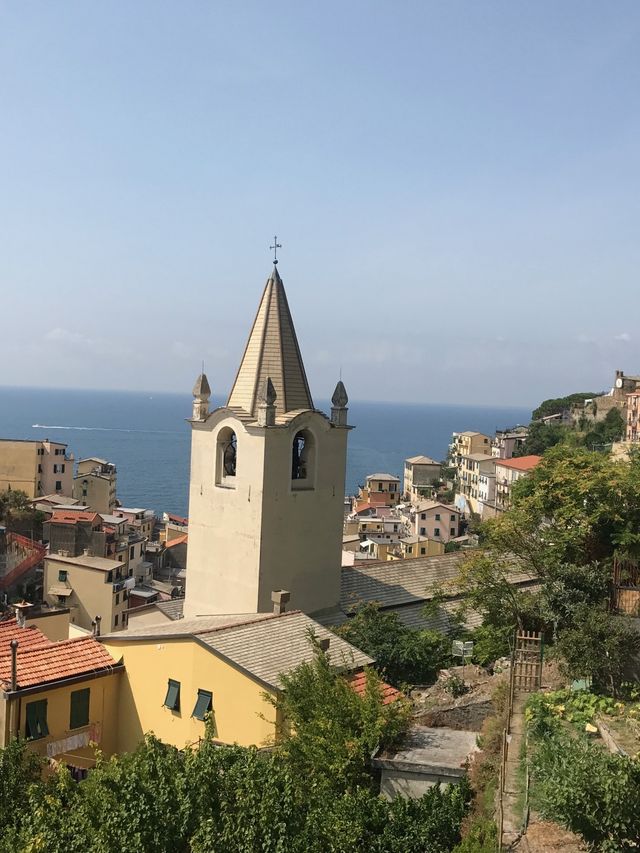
[48,586,73,597]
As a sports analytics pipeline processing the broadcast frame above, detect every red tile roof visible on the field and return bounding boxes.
[347,670,402,705]
[496,455,542,472]
[167,513,188,526]
[0,619,119,691]
[165,534,188,548]
[50,511,101,525]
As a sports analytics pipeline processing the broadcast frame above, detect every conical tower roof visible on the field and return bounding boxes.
[227,266,313,417]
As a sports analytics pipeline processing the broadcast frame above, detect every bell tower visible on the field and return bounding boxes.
[184,265,352,618]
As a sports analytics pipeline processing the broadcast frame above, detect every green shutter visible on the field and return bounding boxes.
[70,688,90,729]
[164,679,180,711]
[192,689,212,721]
[26,700,49,740]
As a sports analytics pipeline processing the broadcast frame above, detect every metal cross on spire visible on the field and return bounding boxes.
[270,235,282,265]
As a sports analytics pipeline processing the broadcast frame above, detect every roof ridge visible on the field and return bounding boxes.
[193,608,303,637]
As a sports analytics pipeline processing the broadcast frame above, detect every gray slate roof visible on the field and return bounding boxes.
[156,599,186,620]
[103,609,372,690]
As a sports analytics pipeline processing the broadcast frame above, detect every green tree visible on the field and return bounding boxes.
[554,605,640,696]
[337,602,451,685]
[532,392,599,420]
[269,640,411,793]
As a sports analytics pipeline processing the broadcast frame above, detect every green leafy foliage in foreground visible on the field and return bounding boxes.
[526,690,640,850]
[530,731,640,852]
[0,649,471,853]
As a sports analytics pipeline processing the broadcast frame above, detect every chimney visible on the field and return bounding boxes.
[13,601,33,628]
[83,548,92,557]
[10,640,18,691]
[271,589,290,615]
[318,637,330,652]
[95,615,102,637]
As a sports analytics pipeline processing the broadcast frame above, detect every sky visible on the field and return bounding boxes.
[1,2,639,407]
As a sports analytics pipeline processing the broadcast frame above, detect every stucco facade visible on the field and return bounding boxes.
[0,439,73,498]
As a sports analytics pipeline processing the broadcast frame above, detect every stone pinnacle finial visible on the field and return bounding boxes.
[257,376,277,426]
[258,376,277,406]
[192,372,211,421]
[331,380,349,426]
[331,380,348,409]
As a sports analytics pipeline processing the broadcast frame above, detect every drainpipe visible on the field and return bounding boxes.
[10,640,18,691]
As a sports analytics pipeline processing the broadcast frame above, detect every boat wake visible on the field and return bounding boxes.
[31,424,182,435]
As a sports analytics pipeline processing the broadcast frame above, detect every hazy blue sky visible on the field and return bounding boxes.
[2,2,639,407]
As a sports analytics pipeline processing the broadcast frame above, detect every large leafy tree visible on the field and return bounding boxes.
[337,602,452,686]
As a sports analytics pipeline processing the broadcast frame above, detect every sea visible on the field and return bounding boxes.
[0,387,531,517]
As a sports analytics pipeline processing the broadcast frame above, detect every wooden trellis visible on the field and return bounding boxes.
[513,630,542,692]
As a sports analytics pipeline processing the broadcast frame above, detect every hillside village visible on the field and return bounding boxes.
[1,270,640,850]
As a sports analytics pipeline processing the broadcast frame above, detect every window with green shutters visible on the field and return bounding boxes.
[164,679,180,711]
[192,689,212,721]
[25,700,49,740]
[70,688,90,729]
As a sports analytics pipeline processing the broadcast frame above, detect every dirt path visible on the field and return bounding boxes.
[501,693,527,848]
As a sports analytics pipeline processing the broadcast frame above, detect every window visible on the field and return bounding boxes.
[130,546,134,560]
[115,594,120,605]
[434,528,440,537]
[26,700,49,740]
[55,481,62,491]
[38,464,42,473]
[58,570,68,582]
[114,614,119,627]
[407,546,413,554]
[164,679,180,711]
[192,689,213,721]
[378,482,383,491]
[291,429,315,486]
[450,528,456,536]
[420,527,426,536]
[70,688,90,729]
[420,547,426,555]
[61,464,65,473]
[216,427,237,485]
[420,513,426,520]
[107,571,113,583]
[435,513,441,521]
[450,514,456,521]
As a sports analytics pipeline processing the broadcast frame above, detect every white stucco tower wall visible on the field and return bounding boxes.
[184,265,351,617]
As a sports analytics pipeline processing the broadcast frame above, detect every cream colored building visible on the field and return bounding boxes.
[185,264,352,618]
[0,439,73,498]
[73,458,117,514]
[403,455,441,501]
[494,456,541,512]
[43,552,134,633]
[414,501,461,542]
[456,453,496,516]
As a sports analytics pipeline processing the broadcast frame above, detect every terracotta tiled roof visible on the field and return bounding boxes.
[49,511,101,525]
[166,513,188,525]
[496,455,541,472]
[0,619,119,691]
[165,534,188,548]
[347,671,402,705]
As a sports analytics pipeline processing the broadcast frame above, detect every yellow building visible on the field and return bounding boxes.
[44,552,134,633]
[0,438,73,498]
[73,458,117,514]
[403,456,441,501]
[396,536,444,559]
[0,617,122,769]
[449,431,492,476]
[100,609,371,751]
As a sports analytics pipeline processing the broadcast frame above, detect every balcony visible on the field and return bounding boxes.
[113,576,136,593]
